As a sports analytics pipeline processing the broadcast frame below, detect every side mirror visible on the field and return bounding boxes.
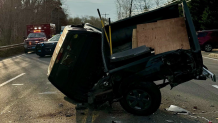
[23,36,26,40]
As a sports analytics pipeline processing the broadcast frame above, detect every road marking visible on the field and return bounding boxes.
[0,73,25,87]
[212,85,218,89]
[203,56,218,61]
[12,84,24,86]
[38,92,57,94]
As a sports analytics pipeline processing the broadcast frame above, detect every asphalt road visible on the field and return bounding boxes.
[0,52,217,123]
[201,49,218,56]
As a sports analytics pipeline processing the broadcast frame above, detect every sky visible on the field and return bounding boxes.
[63,0,117,22]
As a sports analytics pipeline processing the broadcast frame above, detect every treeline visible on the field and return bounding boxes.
[188,0,218,31]
[116,0,165,20]
[116,0,218,31]
[0,0,68,46]
[164,0,218,31]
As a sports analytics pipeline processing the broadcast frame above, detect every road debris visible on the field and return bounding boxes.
[190,115,212,123]
[65,113,73,117]
[166,120,174,122]
[58,103,63,108]
[166,105,213,122]
[193,106,197,109]
[112,121,121,123]
[166,105,190,115]
[201,117,212,123]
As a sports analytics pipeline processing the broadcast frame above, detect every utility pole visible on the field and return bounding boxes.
[101,13,109,19]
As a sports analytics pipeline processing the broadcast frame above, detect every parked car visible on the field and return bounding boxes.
[35,34,61,57]
[60,26,66,34]
[197,30,218,52]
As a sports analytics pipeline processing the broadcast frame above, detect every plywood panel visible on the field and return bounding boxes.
[137,22,160,49]
[132,29,138,49]
[136,17,190,54]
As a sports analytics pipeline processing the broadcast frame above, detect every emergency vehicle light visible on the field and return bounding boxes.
[34,30,41,33]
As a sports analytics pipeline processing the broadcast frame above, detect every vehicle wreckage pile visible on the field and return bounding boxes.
[47,1,216,116]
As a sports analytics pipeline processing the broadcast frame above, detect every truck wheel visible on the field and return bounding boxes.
[119,82,161,116]
[204,44,212,52]
[39,54,45,57]
[24,49,28,53]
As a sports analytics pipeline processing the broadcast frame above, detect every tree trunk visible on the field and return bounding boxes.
[129,0,133,17]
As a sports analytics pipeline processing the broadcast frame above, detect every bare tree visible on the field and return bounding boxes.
[116,0,122,20]
[68,16,107,29]
[129,0,133,17]
[142,0,151,12]
[116,0,153,20]
[154,0,160,7]
[116,0,133,19]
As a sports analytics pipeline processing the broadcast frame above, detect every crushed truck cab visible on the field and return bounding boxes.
[47,1,216,116]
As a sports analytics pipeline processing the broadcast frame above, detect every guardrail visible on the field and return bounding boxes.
[0,43,24,51]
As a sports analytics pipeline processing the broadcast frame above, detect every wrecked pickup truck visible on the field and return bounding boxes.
[47,1,216,116]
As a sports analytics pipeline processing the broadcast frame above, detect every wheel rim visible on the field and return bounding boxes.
[126,89,151,111]
[205,44,212,51]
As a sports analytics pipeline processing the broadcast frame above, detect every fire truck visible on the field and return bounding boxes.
[24,23,56,53]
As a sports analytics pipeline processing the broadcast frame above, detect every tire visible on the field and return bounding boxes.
[119,82,161,116]
[24,49,28,53]
[39,54,45,57]
[204,44,213,52]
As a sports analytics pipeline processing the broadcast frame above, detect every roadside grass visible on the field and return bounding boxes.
[0,47,24,58]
